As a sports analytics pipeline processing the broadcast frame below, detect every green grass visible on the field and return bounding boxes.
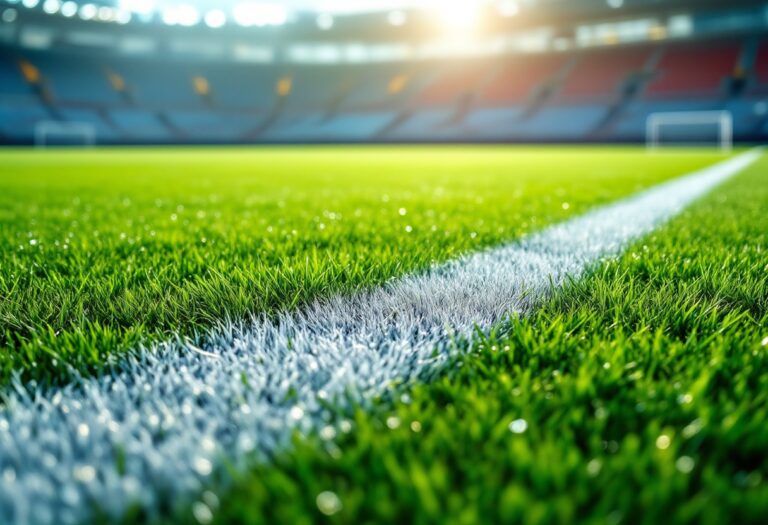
[0,146,725,388]
[167,157,768,525]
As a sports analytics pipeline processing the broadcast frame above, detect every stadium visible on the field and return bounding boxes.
[0,0,766,524]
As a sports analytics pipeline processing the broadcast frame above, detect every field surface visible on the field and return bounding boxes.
[0,146,765,525]
[0,147,724,387]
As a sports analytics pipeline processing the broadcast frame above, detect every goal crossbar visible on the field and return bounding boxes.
[646,110,733,152]
[35,120,96,148]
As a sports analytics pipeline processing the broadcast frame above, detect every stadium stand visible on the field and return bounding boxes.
[557,47,651,101]
[480,55,568,106]
[0,8,766,146]
[643,41,741,98]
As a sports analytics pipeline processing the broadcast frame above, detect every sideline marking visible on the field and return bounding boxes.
[0,149,761,524]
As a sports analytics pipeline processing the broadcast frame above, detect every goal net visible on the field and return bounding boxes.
[646,111,733,152]
[35,121,96,147]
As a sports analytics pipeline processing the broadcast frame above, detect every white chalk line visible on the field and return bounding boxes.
[0,149,761,524]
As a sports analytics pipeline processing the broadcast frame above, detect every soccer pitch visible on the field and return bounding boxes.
[0,147,766,524]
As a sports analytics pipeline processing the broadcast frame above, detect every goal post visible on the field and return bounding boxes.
[35,120,97,148]
[646,111,733,152]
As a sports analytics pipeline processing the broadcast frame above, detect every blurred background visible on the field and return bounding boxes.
[0,0,766,145]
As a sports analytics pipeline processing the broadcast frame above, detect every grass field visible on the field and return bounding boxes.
[0,146,765,525]
[0,147,725,387]
[185,154,767,525]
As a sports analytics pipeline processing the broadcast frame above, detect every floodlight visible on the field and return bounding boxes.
[233,2,287,27]
[204,9,226,28]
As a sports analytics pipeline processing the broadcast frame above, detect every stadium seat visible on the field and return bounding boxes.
[111,59,203,109]
[747,40,768,94]
[203,64,278,110]
[463,107,526,138]
[29,51,122,105]
[557,47,650,101]
[644,41,741,98]
[342,66,433,111]
[263,111,394,141]
[0,54,35,97]
[165,111,259,140]
[514,105,608,139]
[610,100,724,140]
[58,108,118,142]
[386,109,460,140]
[109,109,171,140]
[480,55,567,106]
[0,101,51,141]
[416,62,495,107]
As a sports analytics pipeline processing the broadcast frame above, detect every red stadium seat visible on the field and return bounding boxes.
[644,42,740,98]
[558,47,650,100]
[416,62,492,106]
[480,55,566,106]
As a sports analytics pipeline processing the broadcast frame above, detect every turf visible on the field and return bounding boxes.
[168,156,768,525]
[0,146,725,387]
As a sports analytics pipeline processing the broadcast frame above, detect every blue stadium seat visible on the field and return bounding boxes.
[111,60,202,109]
[513,105,608,139]
[165,111,259,140]
[611,100,724,139]
[58,108,118,142]
[0,55,34,97]
[387,109,459,140]
[724,99,768,138]
[463,108,526,138]
[109,109,171,140]
[29,52,121,105]
[204,65,277,110]
[342,67,434,111]
[263,111,394,141]
[0,101,51,140]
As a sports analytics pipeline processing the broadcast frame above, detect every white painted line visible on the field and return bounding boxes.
[0,149,761,524]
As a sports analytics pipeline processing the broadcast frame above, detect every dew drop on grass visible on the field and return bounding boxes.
[320,425,336,441]
[73,465,96,483]
[586,459,602,477]
[289,406,304,421]
[192,501,213,524]
[656,435,671,450]
[386,416,401,430]
[676,456,695,474]
[316,491,342,516]
[508,419,528,434]
[761,336,768,347]
[193,457,212,476]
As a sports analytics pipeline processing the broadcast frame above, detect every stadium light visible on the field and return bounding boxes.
[204,9,226,28]
[232,2,287,27]
[1,7,18,22]
[60,1,77,17]
[118,0,154,15]
[436,1,482,33]
[161,6,177,25]
[21,0,38,8]
[42,0,60,15]
[175,4,200,26]
[78,3,96,20]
